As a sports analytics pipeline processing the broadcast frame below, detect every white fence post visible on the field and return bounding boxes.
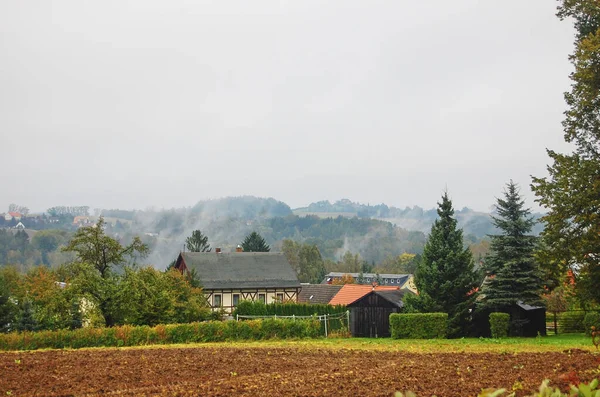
[324,314,328,338]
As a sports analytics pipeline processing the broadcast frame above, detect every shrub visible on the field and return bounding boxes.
[0,318,321,351]
[584,312,600,337]
[395,378,599,397]
[489,312,510,338]
[558,311,586,333]
[389,313,447,339]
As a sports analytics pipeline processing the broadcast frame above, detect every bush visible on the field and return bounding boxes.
[0,318,321,351]
[389,313,447,339]
[558,311,586,333]
[584,312,600,337]
[395,378,599,397]
[489,312,510,338]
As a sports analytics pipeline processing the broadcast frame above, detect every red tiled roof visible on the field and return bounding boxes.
[329,284,399,305]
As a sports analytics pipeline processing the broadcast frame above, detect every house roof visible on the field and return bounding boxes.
[328,284,400,305]
[177,252,300,290]
[298,284,343,304]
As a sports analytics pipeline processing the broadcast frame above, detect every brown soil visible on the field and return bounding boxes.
[1,347,599,396]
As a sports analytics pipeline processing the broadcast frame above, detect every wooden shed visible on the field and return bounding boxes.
[347,289,405,338]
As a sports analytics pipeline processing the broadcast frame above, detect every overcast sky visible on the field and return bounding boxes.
[0,1,576,214]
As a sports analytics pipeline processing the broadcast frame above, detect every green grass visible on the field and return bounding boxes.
[1,333,593,354]
[72,333,595,354]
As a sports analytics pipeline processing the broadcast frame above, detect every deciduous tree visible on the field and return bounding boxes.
[531,0,600,305]
[62,217,148,326]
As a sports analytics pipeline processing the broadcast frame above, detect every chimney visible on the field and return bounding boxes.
[236,245,243,253]
[215,247,222,253]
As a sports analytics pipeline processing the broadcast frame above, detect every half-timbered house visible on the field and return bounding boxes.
[174,251,301,312]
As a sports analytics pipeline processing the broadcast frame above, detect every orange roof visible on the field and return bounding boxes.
[329,284,399,305]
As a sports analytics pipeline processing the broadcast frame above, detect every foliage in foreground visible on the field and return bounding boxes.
[0,318,321,351]
[395,378,600,397]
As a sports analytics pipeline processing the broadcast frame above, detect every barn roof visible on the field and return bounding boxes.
[328,284,399,305]
[298,284,343,304]
[177,252,300,290]
[372,290,406,308]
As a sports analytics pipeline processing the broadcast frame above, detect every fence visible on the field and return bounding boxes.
[236,311,350,337]
[546,310,600,335]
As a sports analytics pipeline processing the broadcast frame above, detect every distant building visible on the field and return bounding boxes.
[5,212,22,221]
[322,272,418,294]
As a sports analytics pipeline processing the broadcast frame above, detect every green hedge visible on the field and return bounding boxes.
[558,311,586,333]
[489,312,510,338]
[233,301,347,317]
[0,319,321,351]
[584,312,600,336]
[234,301,348,333]
[389,313,447,339]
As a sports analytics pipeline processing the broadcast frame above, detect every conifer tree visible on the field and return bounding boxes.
[185,230,211,253]
[480,181,544,312]
[241,231,270,252]
[405,192,478,337]
[16,298,38,332]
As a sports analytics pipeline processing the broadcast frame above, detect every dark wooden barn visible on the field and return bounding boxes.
[347,290,405,338]
[474,302,547,337]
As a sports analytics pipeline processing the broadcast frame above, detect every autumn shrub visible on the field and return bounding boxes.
[489,312,510,338]
[0,318,321,351]
[395,378,599,397]
[583,312,600,337]
[558,311,586,333]
[389,313,447,339]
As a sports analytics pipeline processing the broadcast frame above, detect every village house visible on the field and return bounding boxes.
[322,272,418,294]
[174,250,301,313]
[4,212,22,221]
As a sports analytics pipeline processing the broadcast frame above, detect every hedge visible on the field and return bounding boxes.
[233,301,347,317]
[489,312,510,338]
[584,312,600,336]
[389,313,447,339]
[0,318,321,351]
[234,301,348,333]
[558,311,586,333]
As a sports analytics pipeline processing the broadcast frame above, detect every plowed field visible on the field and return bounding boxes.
[1,346,599,396]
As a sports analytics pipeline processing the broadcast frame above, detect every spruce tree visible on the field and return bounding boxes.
[480,181,544,312]
[185,230,211,253]
[405,192,478,337]
[241,232,270,252]
[16,298,38,332]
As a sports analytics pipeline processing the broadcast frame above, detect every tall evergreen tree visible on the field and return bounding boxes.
[16,298,38,332]
[0,273,16,333]
[480,181,545,312]
[405,192,478,338]
[241,231,270,252]
[185,230,211,253]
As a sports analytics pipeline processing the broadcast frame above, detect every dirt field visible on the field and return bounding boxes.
[1,346,599,396]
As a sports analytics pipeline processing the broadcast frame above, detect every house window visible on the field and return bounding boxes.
[232,294,240,307]
[276,293,284,302]
[258,293,266,303]
[214,294,222,307]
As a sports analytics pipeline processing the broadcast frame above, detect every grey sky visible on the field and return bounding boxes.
[0,1,575,213]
